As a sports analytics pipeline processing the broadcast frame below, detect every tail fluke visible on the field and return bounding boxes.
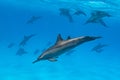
[99,19,108,28]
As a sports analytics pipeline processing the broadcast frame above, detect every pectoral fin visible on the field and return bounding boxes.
[48,58,57,62]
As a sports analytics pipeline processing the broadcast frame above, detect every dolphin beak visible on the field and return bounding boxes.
[85,36,102,41]
[32,59,40,64]
[92,36,102,40]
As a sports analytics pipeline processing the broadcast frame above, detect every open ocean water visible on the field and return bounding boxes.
[0,0,120,80]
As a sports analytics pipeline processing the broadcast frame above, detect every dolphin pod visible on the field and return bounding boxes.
[59,8,111,27]
[59,8,86,23]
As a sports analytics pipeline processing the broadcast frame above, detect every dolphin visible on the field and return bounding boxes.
[19,34,36,46]
[26,16,41,24]
[85,10,110,27]
[33,34,101,63]
[91,43,108,53]
[59,8,73,23]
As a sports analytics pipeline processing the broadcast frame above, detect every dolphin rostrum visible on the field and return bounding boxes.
[33,34,101,63]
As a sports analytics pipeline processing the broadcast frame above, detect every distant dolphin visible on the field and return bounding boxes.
[26,16,41,24]
[91,43,108,53]
[19,34,36,46]
[85,10,111,27]
[33,34,101,63]
[59,8,73,23]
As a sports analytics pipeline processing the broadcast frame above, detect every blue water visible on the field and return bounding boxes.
[0,0,120,80]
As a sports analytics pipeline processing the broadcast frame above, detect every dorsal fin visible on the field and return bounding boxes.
[55,34,63,44]
[67,36,71,40]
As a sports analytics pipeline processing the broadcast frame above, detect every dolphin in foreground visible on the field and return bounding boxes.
[33,34,101,64]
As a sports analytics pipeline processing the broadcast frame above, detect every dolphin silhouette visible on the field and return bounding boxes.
[59,8,73,23]
[27,16,41,24]
[85,10,111,27]
[19,34,36,46]
[91,43,108,53]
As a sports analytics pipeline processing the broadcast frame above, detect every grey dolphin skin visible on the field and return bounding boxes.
[91,43,108,53]
[85,10,111,27]
[26,16,41,24]
[19,34,36,46]
[33,34,101,64]
[59,8,73,23]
